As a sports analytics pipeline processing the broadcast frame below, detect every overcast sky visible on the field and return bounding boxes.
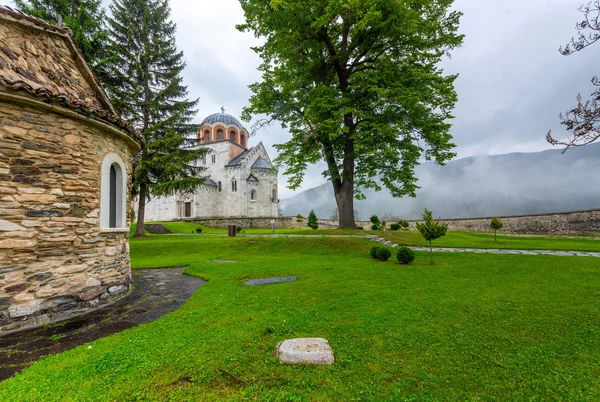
[13,0,595,199]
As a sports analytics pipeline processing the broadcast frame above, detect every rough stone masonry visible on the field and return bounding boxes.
[0,7,142,332]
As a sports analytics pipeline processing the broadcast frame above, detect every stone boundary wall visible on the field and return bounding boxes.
[191,209,600,235]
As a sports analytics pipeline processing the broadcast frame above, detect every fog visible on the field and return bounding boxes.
[281,144,600,220]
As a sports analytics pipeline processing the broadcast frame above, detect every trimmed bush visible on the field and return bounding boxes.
[355,226,364,230]
[370,246,381,259]
[236,226,242,233]
[376,248,392,261]
[396,247,415,264]
[195,228,202,233]
[390,223,401,231]
[371,224,379,230]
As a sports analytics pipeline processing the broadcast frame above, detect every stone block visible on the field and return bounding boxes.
[9,301,41,318]
[108,284,128,295]
[0,219,25,231]
[277,338,334,366]
[0,239,36,249]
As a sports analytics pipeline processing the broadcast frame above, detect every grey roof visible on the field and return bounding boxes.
[247,174,258,182]
[226,148,253,167]
[201,112,245,129]
[251,156,272,169]
[205,178,218,187]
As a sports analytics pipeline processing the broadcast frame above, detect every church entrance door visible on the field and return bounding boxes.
[185,202,192,218]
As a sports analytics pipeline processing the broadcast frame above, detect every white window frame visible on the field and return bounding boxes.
[100,153,128,232]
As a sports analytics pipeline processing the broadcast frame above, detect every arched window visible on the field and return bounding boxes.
[232,179,237,192]
[100,153,127,230]
[240,134,246,148]
[272,185,277,202]
[217,129,223,141]
[230,131,236,142]
[218,181,222,192]
[212,154,216,165]
[250,189,257,200]
[204,130,210,143]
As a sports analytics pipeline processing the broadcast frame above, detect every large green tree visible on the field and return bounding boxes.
[106,0,208,237]
[14,0,109,80]
[238,0,463,228]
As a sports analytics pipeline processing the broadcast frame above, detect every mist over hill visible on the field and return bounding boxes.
[280,144,600,220]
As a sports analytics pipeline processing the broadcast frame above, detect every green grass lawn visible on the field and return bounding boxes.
[2,236,600,400]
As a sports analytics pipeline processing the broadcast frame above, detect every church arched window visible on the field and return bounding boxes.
[204,130,210,143]
[272,185,277,202]
[100,153,126,230]
[250,189,257,200]
[232,179,237,192]
[240,134,246,148]
[218,181,222,192]
[230,131,236,142]
[217,129,223,141]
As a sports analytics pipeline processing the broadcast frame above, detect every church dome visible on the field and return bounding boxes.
[201,111,245,129]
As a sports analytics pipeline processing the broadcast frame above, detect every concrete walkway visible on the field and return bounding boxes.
[365,236,600,258]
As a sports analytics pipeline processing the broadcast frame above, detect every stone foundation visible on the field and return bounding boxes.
[0,101,135,333]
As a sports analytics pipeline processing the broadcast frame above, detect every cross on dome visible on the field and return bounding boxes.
[221,106,225,113]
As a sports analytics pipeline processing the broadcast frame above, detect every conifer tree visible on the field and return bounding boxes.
[14,0,109,80]
[106,0,209,237]
[490,217,504,242]
[416,209,448,265]
[307,210,319,230]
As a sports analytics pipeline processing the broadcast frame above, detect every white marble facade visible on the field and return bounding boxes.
[140,112,279,221]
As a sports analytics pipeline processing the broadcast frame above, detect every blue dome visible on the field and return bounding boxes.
[201,112,245,129]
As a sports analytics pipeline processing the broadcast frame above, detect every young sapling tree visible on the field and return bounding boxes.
[416,209,448,265]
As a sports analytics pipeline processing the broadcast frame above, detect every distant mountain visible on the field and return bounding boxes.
[280,143,600,220]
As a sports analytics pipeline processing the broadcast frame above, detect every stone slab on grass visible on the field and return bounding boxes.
[244,276,298,286]
[277,338,334,365]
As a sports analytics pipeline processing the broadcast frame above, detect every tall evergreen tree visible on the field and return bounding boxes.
[106,0,208,237]
[14,0,109,80]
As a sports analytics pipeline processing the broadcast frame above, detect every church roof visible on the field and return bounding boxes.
[226,147,253,167]
[201,112,246,129]
[0,6,141,147]
[205,178,218,187]
[247,174,258,182]
[251,156,272,169]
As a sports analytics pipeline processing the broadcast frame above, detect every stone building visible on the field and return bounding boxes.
[0,7,142,332]
[141,110,279,221]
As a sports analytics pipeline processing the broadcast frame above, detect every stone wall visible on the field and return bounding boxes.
[0,100,134,333]
[193,209,600,235]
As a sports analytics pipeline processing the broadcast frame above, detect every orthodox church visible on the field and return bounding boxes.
[141,109,279,220]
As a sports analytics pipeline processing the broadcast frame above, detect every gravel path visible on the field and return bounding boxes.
[365,236,600,257]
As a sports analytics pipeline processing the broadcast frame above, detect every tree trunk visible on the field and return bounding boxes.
[334,180,355,229]
[494,230,497,241]
[134,183,147,238]
[429,240,433,265]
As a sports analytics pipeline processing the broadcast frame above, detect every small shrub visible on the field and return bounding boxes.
[195,228,202,233]
[396,247,415,264]
[390,223,401,231]
[236,226,242,233]
[376,248,392,261]
[371,224,379,230]
[370,214,382,230]
[355,226,364,230]
[398,220,409,230]
[370,246,381,259]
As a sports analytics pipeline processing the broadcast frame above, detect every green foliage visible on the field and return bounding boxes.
[370,246,381,259]
[238,0,464,227]
[307,210,319,230]
[396,247,416,264]
[106,0,208,236]
[15,0,109,81]
[236,226,242,234]
[390,223,401,231]
[416,209,448,264]
[355,226,364,230]
[375,247,392,261]
[490,217,504,241]
[398,220,410,230]
[195,228,202,234]
[296,213,303,228]
[370,215,384,231]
